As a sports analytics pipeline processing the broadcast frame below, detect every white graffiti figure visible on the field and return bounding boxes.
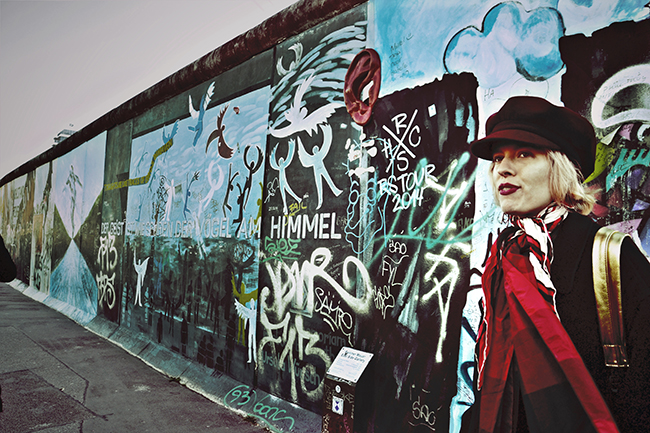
[64,164,83,235]
[276,42,303,77]
[188,82,215,147]
[133,249,150,307]
[199,161,224,219]
[298,124,342,209]
[234,299,258,363]
[270,140,301,214]
[163,178,175,221]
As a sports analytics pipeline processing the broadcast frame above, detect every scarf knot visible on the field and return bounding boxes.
[506,204,568,309]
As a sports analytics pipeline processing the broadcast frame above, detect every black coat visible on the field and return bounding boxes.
[462,212,650,432]
[551,212,650,433]
[0,235,16,283]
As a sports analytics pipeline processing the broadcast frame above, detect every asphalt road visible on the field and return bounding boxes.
[0,282,270,433]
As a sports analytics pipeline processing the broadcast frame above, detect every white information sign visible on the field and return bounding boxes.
[326,347,373,383]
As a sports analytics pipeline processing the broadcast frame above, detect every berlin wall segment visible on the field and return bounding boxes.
[2,2,650,433]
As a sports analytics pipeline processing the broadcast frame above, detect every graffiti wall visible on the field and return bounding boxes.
[3,173,34,284]
[257,6,367,413]
[1,1,648,432]
[561,19,650,248]
[354,72,479,432]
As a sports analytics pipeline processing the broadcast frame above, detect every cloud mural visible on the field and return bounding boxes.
[444,2,565,88]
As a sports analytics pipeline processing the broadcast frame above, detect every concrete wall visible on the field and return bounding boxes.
[2,1,649,432]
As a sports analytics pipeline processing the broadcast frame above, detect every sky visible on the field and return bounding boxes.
[0,0,299,181]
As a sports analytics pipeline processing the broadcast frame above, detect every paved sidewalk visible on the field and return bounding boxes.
[0,282,270,433]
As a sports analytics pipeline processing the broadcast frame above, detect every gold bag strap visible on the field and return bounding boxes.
[592,227,630,368]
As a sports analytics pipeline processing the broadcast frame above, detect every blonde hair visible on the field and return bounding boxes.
[489,150,596,215]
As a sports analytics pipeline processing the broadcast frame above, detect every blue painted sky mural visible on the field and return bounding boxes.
[125,87,270,243]
[372,0,649,96]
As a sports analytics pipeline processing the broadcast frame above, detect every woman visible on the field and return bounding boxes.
[0,235,16,283]
[462,96,650,433]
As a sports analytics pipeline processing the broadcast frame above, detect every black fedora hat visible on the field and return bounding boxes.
[470,96,597,177]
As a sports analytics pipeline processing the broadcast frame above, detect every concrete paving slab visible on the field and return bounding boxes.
[0,326,88,404]
[0,370,96,432]
[137,341,194,379]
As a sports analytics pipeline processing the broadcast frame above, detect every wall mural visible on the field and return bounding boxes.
[1,173,34,284]
[50,132,106,318]
[121,85,270,382]
[1,1,649,432]
[31,162,54,293]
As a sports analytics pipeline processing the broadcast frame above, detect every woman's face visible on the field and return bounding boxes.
[491,143,553,217]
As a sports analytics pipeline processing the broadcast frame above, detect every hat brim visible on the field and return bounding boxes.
[470,129,562,161]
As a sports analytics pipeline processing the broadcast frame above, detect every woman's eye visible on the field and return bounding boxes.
[493,155,503,163]
[517,151,532,158]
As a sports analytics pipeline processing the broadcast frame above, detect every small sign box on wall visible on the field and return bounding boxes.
[328,347,373,383]
[322,347,373,433]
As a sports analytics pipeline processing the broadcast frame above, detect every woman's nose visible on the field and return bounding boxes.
[497,158,514,176]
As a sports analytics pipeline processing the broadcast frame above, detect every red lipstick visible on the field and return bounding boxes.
[499,183,519,195]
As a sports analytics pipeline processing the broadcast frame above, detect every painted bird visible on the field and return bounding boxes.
[269,70,342,138]
[206,104,234,158]
[188,82,215,147]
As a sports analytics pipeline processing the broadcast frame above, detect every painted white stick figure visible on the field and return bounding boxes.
[133,249,149,307]
[234,299,257,363]
[199,161,224,219]
[298,123,342,209]
[164,178,175,221]
[270,139,301,214]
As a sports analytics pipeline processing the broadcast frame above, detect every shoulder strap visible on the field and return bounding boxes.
[592,227,630,368]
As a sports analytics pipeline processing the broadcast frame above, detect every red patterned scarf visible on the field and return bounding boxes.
[476,204,619,432]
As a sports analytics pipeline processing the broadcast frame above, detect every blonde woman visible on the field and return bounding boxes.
[462,97,650,433]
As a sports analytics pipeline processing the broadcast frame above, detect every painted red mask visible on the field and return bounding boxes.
[344,49,381,126]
